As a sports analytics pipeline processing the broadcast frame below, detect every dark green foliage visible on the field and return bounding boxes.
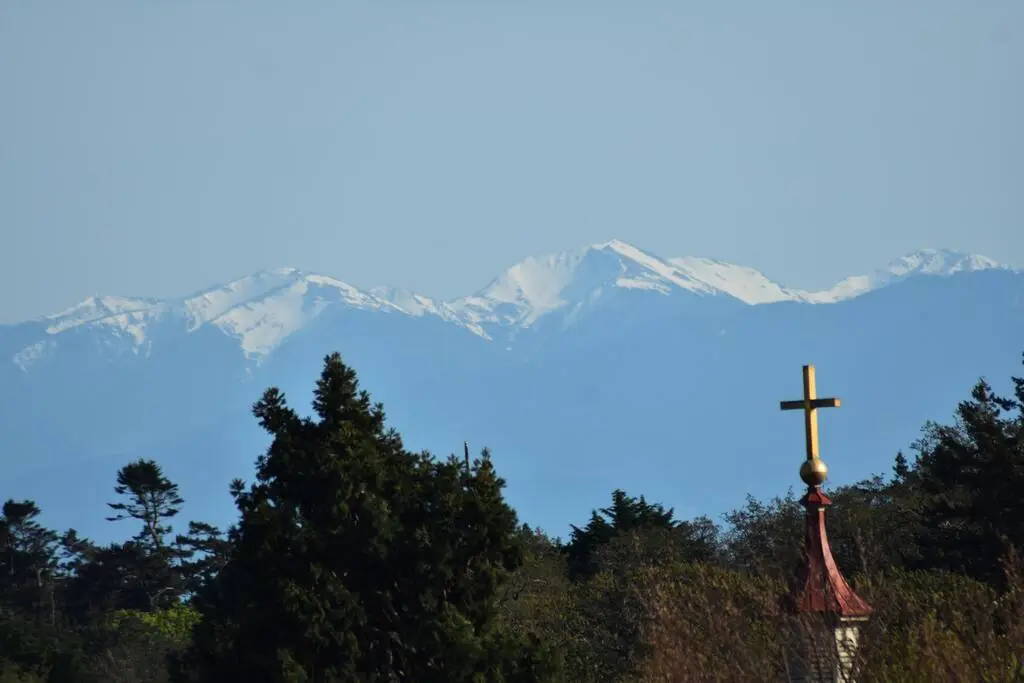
[903,359,1024,585]
[178,353,555,682]
[103,459,188,610]
[173,522,229,598]
[722,490,803,579]
[0,501,59,618]
[566,489,720,581]
[106,459,184,555]
[825,473,919,575]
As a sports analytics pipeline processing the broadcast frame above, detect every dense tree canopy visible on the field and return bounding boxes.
[907,371,1024,585]
[178,353,556,683]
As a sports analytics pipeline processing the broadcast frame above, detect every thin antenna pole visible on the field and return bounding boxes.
[463,441,471,473]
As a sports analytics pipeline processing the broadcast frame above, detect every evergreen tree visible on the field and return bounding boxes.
[893,450,910,480]
[174,522,230,598]
[0,503,93,682]
[906,358,1024,586]
[106,459,184,556]
[0,501,60,623]
[63,542,157,618]
[566,489,718,581]
[105,459,187,610]
[177,352,556,682]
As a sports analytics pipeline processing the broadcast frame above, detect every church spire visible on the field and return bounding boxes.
[780,364,872,682]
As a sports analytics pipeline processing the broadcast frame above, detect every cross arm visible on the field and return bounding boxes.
[780,398,841,411]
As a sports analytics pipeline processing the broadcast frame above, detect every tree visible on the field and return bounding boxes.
[62,542,158,618]
[106,459,184,556]
[0,501,59,618]
[174,522,230,598]
[566,489,720,582]
[559,491,722,682]
[177,352,557,682]
[905,356,1024,586]
[722,490,804,580]
[825,473,919,576]
[105,459,187,610]
[0,503,92,683]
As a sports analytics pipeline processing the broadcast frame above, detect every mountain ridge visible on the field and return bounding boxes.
[7,241,1010,370]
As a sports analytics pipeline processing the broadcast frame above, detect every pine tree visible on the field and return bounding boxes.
[105,459,186,609]
[177,352,557,682]
[106,459,184,555]
[906,357,1024,585]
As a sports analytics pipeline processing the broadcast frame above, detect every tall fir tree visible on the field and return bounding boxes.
[177,352,557,682]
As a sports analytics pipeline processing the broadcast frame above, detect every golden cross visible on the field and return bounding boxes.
[780,364,841,462]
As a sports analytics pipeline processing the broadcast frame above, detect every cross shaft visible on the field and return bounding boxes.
[780,364,840,462]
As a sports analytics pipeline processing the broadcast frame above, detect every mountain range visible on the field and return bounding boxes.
[2,241,1021,543]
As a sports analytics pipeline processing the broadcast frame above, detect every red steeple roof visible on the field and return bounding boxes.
[785,487,872,617]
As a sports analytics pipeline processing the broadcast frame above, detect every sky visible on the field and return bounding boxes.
[0,0,1021,324]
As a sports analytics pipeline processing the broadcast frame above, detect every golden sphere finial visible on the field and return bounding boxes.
[800,458,828,487]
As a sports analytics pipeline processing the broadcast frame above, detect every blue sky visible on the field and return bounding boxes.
[1,0,1020,323]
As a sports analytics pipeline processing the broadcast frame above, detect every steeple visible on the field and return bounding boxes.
[780,365,872,683]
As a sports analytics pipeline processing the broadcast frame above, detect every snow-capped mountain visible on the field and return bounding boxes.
[446,239,730,340]
[6,241,1011,372]
[666,257,804,305]
[16,269,466,369]
[1,238,1021,547]
[801,248,1008,303]
[190,271,405,358]
[668,248,1010,305]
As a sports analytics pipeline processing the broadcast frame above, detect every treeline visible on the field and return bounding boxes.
[1,352,1023,682]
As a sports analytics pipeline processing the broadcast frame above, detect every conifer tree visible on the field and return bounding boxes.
[566,489,718,581]
[906,357,1024,585]
[174,521,230,597]
[105,459,186,609]
[106,459,184,555]
[177,352,556,682]
[0,500,59,618]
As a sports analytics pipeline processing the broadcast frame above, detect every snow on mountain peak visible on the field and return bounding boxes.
[879,248,1001,279]
[10,242,1012,373]
[184,268,307,331]
[805,248,1006,303]
[208,273,399,358]
[667,257,799,305]
[16,266,495,370]
[447,239,719,331]
[370,286,439,317]
[19,270,405,365]
[666,248,1008,305]
[44,295,162,334]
